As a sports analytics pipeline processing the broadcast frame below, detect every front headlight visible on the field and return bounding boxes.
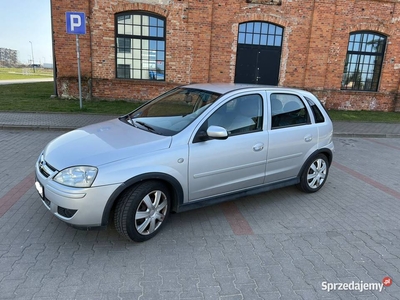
[53,166,98,188]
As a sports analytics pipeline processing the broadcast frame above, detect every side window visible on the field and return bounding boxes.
[208,94,263,135]
[270,94,309,129]
[304,96,325,123]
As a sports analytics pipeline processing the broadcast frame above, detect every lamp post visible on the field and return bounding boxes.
[29,41,35,73]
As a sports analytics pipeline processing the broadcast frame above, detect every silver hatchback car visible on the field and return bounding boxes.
[35,83,334,242]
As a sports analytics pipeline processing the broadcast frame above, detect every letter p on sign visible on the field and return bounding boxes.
[66,12,86,35]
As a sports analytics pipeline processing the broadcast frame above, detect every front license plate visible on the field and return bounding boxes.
[35,180,44,199]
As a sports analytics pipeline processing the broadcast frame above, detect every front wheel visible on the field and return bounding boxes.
[298,154,329,193]
[114,181,171,242]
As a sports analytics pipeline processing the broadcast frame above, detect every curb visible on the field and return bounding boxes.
[333,133,400,138]
[0,125,73,131]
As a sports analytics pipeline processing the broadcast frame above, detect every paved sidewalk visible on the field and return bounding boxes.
[333,121,400,138]
[0,78,54,85]
[0,112,117,131]
[0,111,399,137]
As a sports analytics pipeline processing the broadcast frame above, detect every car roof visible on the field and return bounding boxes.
[180,83,311,96]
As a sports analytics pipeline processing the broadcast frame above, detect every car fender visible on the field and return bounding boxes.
[297,148,333,179]
[101,172,185,226]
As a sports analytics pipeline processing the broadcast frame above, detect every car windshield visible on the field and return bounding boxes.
[121,88,221,136]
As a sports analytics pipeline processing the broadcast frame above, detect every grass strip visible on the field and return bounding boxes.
[0,81,399,122]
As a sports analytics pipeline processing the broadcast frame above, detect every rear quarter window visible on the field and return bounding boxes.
[304,96,325,123]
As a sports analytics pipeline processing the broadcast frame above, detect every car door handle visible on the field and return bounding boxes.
[253,143,264,152]
[304,135,313,142]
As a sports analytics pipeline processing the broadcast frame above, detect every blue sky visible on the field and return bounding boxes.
[0,0,52,64]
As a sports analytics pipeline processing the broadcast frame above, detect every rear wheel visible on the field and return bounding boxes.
[298,154,329,193]
[114,181,170,242]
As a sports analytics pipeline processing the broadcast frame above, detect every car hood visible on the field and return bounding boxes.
[43,119,172,170]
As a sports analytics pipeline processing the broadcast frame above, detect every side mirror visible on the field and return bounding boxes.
[207,125,228,139]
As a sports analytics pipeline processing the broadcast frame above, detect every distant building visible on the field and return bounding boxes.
[0,48,18,67]
[42,63,54,69]
[51,0,400,111]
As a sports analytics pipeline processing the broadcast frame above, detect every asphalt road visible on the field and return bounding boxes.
[0,129,399,299]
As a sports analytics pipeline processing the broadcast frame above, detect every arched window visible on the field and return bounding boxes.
[115,12,166,80]
[238,22,283,47]
[341,31,386,91]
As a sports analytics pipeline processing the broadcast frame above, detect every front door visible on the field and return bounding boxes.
[188,93,268,201]
[234,22,283,85]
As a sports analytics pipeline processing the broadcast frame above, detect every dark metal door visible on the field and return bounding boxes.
[234,21,283,85]
[235,45,281,85]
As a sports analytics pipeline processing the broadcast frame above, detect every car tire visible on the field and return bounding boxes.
[114,181,170,242]
[298,154,329,193]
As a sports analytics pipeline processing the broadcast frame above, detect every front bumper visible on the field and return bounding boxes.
[35,163,121,227]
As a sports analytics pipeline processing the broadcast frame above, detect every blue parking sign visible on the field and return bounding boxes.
[66,12,86,34]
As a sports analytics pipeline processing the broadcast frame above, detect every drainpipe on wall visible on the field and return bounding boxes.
[88,0,92,100]
[207,0,214,83]
[50,0,58,97]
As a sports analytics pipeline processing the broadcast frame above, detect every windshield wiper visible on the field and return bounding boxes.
[123,114,137,127]
[135,121,155,132]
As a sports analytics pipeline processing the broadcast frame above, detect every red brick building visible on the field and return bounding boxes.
[51,0,400,111]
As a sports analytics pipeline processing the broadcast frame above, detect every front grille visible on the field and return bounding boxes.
[38,156,57,178]
[39,166,50,178]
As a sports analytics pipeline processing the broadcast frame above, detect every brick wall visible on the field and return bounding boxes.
[52,0,400,111]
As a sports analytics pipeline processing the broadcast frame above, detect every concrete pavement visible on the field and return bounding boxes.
[1,111,400,299]
[0,130,400,299]
[0,111,399,137]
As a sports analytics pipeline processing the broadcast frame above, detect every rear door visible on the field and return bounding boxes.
[266,92,318,183]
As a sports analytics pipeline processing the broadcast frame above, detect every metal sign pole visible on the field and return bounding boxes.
[76,34,83,109]
[66,11,86,109]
